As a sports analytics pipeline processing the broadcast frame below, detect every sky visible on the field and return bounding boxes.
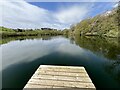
[0,0,119,30]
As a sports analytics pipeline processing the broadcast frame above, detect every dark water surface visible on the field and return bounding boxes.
[1,36,120,89]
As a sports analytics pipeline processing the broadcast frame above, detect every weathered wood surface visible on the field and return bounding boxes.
[24,65,96,89]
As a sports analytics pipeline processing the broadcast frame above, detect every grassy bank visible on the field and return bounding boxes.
[0,27,69,38]
[67,5,120,38]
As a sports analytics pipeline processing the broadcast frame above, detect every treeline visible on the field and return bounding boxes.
[0,27,68,38]
[67,4,120,38]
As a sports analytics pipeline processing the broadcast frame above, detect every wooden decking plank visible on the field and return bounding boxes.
[28,79,95,88]
[39,68,86,73]
[40,65,85,69]
[32,74,92,82]
[34,71,89,77]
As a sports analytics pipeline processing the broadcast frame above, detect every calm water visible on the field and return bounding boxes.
[1,36,120,89]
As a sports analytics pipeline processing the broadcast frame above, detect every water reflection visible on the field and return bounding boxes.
[1,36,68,70]
[1,36,120,89]
[73,35,120,87]
[0,36,60,45]
[73,36,120,60]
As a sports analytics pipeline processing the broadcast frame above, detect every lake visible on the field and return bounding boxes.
[1,36,120,89]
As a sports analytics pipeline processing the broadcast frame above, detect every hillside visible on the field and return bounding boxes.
[71,5,120,38]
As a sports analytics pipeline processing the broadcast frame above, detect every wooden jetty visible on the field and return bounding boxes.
[24,65,96,89]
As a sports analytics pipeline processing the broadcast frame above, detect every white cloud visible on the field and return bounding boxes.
[1,0,52,29]
[1,0,90,29]
[113,3,118,8]
[55,5,88,24]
